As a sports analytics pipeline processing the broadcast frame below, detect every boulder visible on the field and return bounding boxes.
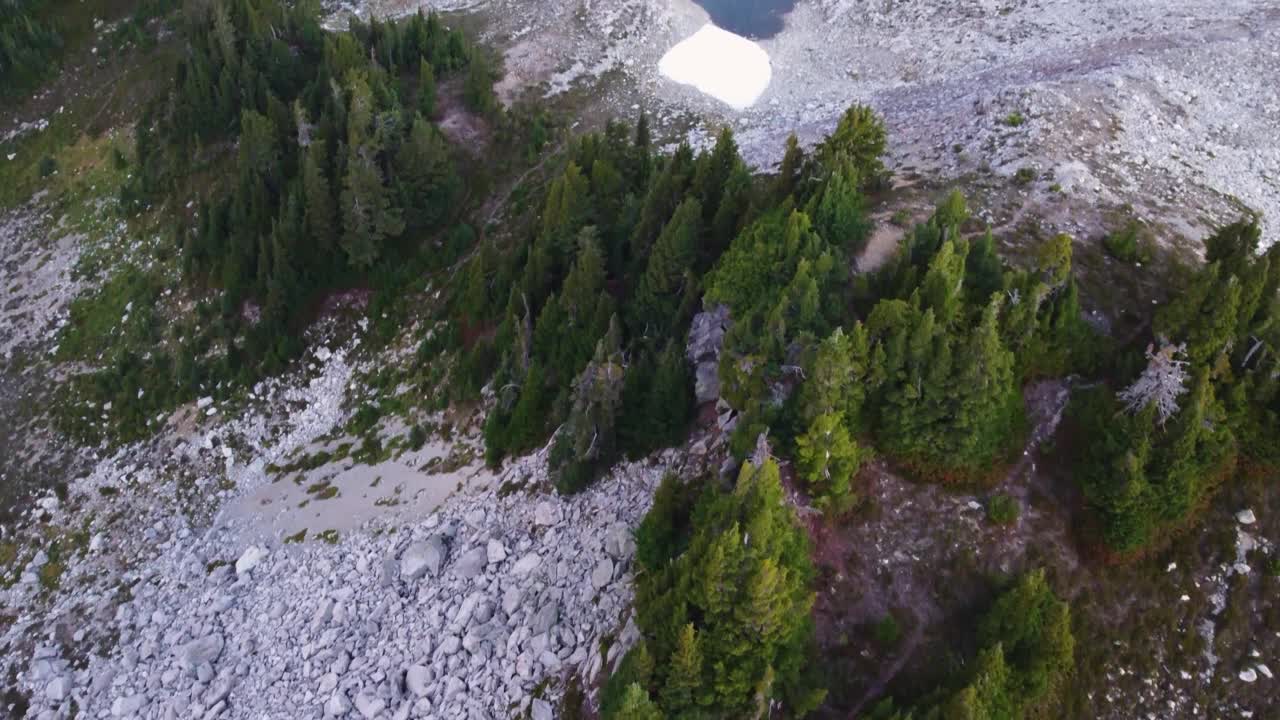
[486,539,508,564]
[453,546,489,579]
[604,524,634,559]
[591,558,615,589]
[111,693,147,717]
[531,698,554,720]
[694,363,721,406]
[45,676,71,702]
[531,601,559,635]
[179,634,224,669]
[533,502,559,527]
[405,665,431,697]
[1237,508,1257,525]
[400,537,445,580]
[354,690,385,720]
[511,552,542,577]
[235,545,268,575]
[325,690,352,717]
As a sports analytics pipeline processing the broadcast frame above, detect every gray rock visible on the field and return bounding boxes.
[604,524,633,559]
[405,665,430,697]
[453,546,489,579]
[235,545,268,575]
[591,558,615,589]
[486,538,508,564]
[502,586,523,616]
[45,676,71,702]
[533,502,558,527]
[400,537,445,580]
[531,601,559,635]
[694,362,721,405]
[180,634,225,669]
[325,690,351,717]
[511,553,542,577]
[111,693,147,717]
[531,698,554,720]
[354,691,385,719]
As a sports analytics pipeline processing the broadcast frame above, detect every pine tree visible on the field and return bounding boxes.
[615,684,663,720]
[809,164,870,254]
[662,623,705,716]
[418,58,437,117]
[463,47,495,114]
[340,144,404,269]
[549,315,627,493]
[815,104,886,189]
[396,113,456,233]
[795,412,867,513]
[773,133,803,202]
[302,142,338,262]
[630,198,701,336]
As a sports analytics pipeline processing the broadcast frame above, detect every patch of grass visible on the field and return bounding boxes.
[1003,111,1026,127]
[205,559,229,574]
[987,494,1020,525]
[317,529,340,545]
[38,561,65,591]
[283,529,307,544]
[1013,167,1037,186]
[890,208,912,228]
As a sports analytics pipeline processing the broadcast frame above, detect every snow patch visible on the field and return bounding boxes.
[658,24,771,110]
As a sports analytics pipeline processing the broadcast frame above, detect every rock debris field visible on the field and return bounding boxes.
[0,331,669,719]
[349,0,1280,243]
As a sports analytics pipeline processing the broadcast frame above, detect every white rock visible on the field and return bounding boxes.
[401,537,445,580]
[453,546,489,579]
[180,634,225,669]
[1257,664,1273,679]
[1240,668,1258,682]
[487,539,508,564]
[533,502,559,527]
[531,698,554,720]
[511,553,542,576]
[45,675,71,702]
[353,691,385,719]
[325,690,352,716]
[591,558,615,589]
[405,665,431,697]
[1237,508,1257,525]
[235,545,268,575]
[111,693,147,717]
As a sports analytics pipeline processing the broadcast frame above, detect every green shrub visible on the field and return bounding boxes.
[872,614,901,648]
[987,494,1020,525]
[1003,111,1026,127]
[1103,221,1151,263]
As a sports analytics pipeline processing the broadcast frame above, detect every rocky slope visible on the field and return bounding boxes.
[347,0,1279,245]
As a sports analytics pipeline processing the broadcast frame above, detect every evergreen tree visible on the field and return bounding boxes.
[302,142,338,261]
[631,198,701,336]
[340,144,404,269]
[795,412,867,513]
[616,684,664,720]
[463,47,495,114]
[417,58,437,117]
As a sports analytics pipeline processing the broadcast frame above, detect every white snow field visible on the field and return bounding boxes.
[658,23,772,109]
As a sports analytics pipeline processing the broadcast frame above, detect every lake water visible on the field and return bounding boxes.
[691,0,797,39]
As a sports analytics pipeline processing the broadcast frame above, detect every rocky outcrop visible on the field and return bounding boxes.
[686,304,730,405]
